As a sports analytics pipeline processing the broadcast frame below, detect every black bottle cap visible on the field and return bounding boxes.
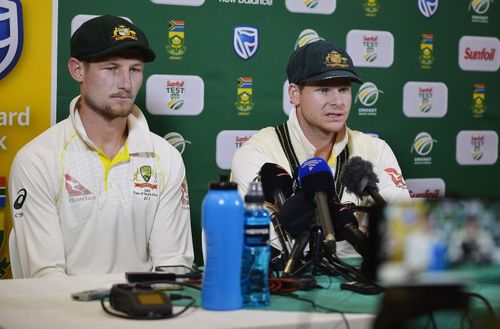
[209,174,238,190]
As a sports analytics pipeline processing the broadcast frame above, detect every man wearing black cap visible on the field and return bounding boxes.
[8,15,194,278]
[231,40,410,258]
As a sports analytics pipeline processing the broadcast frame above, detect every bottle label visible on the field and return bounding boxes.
[244,224,269,247]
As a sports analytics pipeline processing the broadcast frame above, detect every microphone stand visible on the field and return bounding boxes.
[283,215,370,283]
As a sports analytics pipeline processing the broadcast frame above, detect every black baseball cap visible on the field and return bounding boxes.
[70,15,155,62]
[287,40,362,84]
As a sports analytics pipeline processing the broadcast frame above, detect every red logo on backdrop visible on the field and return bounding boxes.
[65,174,91,196]
[384,168,407,189]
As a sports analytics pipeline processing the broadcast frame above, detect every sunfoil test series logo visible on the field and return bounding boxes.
[346,30,394,68]
[456,131,498,165]
[355,82,383,116]
[146,74,204,116]
[403,82,448,118]
[0,0,23,80]
[418,0,438,18]
[411,132,437,165]
[166,20,186,60]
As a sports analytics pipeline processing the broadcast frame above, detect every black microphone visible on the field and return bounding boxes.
[259,163,294,259]
[279,191,315,237]
[298,157,337,255]
[329,203,369,259]
[280,192,368,259]
[340,156,386,205]
[259,163,293,207]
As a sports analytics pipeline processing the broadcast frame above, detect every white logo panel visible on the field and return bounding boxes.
[346,30,394,68]
[285,0,336,15]
[216,130,257,169]
[406,178,445,199]
[456,130,498,165]
[459,36,499,72]
[403,82,448,118]
[146,74,204,116]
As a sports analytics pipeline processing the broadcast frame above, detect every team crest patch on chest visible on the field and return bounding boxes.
[133,165,158,190]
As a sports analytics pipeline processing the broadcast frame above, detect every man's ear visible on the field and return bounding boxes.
[288,83,301,106]
[67,58,85,83]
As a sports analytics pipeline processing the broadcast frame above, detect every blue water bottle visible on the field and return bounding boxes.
[241,181,271,307]
[201,175,244,310]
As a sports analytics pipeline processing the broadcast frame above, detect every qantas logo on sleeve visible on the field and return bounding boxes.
[64,174,91,196]
[384,168,407,189]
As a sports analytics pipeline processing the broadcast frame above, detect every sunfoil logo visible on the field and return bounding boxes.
[418,0,438,18]
[164,132,191,154]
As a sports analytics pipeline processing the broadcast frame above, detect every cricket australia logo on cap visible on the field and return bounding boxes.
[113,25,138,41]
[325,50,349,69]
[0,0,23,80]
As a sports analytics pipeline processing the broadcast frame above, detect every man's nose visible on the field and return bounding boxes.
[117,69,132,90]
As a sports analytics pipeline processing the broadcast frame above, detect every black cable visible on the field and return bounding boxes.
[276,292,351,329]
[463,291,499,326]
[100,294,196,320]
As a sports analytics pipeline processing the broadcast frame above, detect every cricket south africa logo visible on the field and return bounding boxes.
[164,132,191,154]
[471,83,486,118]
[0,0,23,80]
[166,20,186,59]
[411,132,437,165]
[469,0,493,23]
[233,26,259,60]
[355,82,383,116]
[235,77,254,114]
[418,0,438,18]
[294,29,324,50]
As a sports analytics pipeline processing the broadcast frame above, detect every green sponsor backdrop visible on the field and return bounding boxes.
[57,1,500,264]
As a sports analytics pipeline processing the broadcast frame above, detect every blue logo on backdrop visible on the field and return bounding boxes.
[418,0,438,18]
[233,25,259,60]
[0,0,23,80]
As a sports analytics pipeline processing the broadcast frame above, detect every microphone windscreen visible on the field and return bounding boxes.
[340,156,379,197]
[297,157,335,197]
[259,163,293,203]
[278,191,315,237]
